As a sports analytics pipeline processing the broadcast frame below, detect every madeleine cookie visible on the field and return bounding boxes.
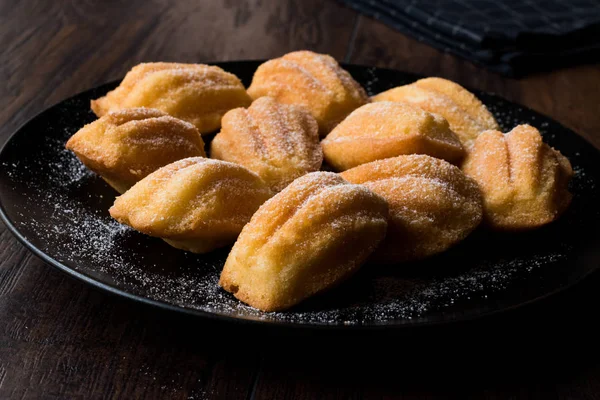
[66,108,206,193]
[462,124,573,230]
[341,155,483,263]
[211,97,322,192]
[247,51,368,135]
[92,62,251,134]
[219,172,388,311]
[372,77,499,147]
[109,158,273,253]
[321,101,464,171]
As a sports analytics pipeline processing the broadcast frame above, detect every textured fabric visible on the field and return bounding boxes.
[340,0,600,76]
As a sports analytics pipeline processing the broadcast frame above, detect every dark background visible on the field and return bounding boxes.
[1,1,600,398]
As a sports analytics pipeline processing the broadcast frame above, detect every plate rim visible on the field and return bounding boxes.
[1,60,598,330]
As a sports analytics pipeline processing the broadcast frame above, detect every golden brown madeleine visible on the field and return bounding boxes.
[462,124,573,230]
[66,108,206,193]
[247,51,368,136]
[321,102,464,171]
[211,97,322,192]
[341,155,483,263]
[109,158,273,253]
[372,77,499,147]
[219,172,388,311]
[91,62,251,134]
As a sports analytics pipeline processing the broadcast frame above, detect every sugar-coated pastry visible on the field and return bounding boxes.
[462,124,573,230]
[219,172,388,311]
[91,62,251,134]
[66,108,206,193]
[320,102,464,171]
[247,51,368,136]
[341,155,483,263]
[109,158,273,253]
[211,97,322,192]
[372,77,499,147]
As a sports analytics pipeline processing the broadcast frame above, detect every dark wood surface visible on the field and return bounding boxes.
[1,1,600,398]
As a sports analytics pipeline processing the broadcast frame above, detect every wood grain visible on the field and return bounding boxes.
[0,0,356,143]
[0,0,356,398]
[0,255,258,399]
[1,1,600,399]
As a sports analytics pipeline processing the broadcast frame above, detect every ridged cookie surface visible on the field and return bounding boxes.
[247,51,368,135]
[341,155,482,263]
[321,101,464,171]
[66,108,205,193]
[462,124,572,230]
[219,172,388,311]
[372,77,499,147]
[109,157,273,253]
[211,97,322,192]
[92,62,251,134]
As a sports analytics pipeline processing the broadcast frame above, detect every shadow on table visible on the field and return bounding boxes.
[77,267,600,395]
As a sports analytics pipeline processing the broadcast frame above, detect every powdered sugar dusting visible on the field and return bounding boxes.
[213,96,322,192]
[1,64,599,327]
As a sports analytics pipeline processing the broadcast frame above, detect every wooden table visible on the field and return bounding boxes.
[1,1,599,398]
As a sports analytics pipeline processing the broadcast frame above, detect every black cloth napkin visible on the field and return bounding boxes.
[339,0,600,76]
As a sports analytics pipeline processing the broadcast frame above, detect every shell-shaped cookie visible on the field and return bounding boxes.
[91,62,252,134]
[462,124,573,230]
[320,101,464,171]
[66,108,206,193]
[109,157,273,253]
[211,97,322,192]
[247,51,368,136]
[372,77,499,147]
[341,155,483,263]
[219,172,388,311]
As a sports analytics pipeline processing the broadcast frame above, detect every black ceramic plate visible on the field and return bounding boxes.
[1,62,599,329]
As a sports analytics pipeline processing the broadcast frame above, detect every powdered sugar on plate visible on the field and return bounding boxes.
[1,64,599,327]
